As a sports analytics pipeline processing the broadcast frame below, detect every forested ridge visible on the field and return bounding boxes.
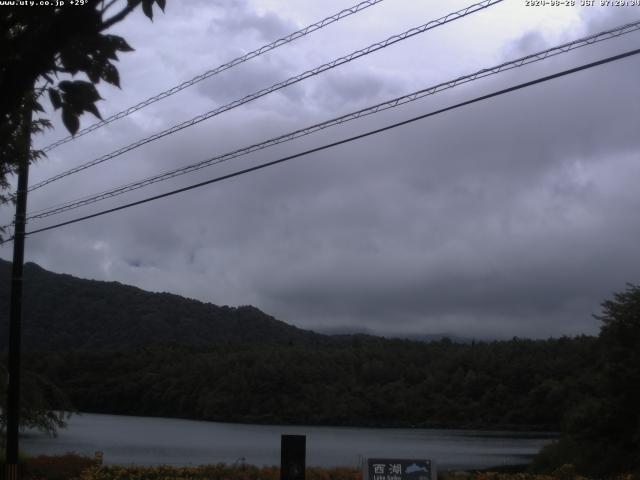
[0,259,321,350]
[0,259,600,430]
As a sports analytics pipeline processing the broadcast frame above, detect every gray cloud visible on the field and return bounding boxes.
[206,0,297,42]
[195,56,304,105]
[3,2,639,340]
[307,68,408,112]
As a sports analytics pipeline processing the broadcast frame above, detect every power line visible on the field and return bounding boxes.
[1,47,634,244]
[22,19,640,222]
[40,0,386,153]
[28,0,503,192]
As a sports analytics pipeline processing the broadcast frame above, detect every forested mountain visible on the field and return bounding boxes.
[0,259,598,432]
[0,259,322,350]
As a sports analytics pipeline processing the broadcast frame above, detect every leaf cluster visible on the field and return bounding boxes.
[0,0,166,202]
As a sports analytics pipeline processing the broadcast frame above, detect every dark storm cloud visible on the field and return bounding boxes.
[308,68,408,112]
[195,56,305,105]
[4,3,639,340]
[206,0,297,42]
[227,22,640,336]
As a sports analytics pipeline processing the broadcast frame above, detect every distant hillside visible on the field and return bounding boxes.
[0,259,322,351]
[0,260,601,432]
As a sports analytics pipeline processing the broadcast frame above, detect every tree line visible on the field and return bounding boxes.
[22,336,596,430]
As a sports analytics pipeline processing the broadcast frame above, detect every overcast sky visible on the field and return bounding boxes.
[1,0,639,338]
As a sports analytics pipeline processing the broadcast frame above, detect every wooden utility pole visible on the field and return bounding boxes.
[5,94,33,480]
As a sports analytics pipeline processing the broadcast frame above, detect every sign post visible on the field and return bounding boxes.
[281,434,306,480]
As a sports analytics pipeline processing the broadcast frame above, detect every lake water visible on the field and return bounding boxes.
[22,413,555,470]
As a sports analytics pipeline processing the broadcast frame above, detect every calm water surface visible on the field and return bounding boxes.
[22,413,555,470]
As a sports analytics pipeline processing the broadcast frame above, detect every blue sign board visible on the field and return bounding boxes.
[367,458,432,480]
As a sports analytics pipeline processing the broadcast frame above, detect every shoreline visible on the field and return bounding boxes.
[57,410,560,435]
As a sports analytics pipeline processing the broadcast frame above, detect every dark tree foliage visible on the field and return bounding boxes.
[533,284,640,476]
[589,284,640,473]
[597,284,640,435]
[0,363,73,443]
[0,0,166,210]
[23,336,598,432]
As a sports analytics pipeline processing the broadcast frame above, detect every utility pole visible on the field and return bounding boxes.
[5,93,33,480]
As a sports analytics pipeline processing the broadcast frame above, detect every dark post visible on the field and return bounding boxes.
[5,94,33,480]
[280,434,306,480]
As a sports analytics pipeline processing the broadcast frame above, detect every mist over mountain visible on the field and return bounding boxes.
[311,325,473,343]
